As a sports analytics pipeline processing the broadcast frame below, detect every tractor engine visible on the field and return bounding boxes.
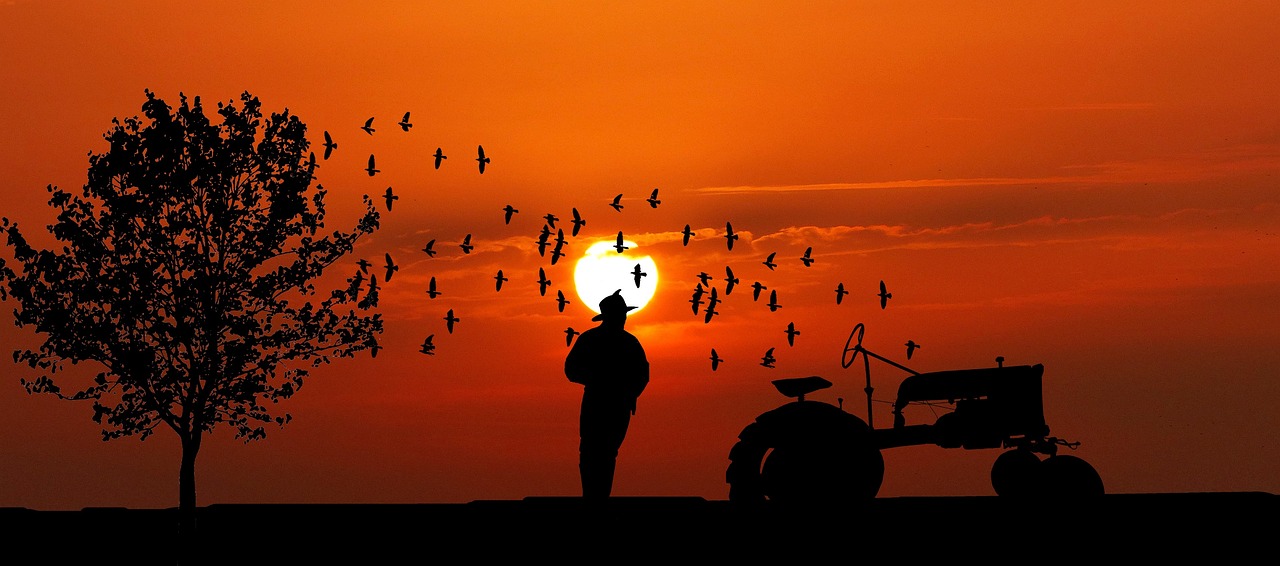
[876,364,1050,451]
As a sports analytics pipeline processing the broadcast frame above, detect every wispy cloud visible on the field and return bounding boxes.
[750,204,1279,254]
[692,177,1079,195]
[693,143,1280,196]
[1042,102,1156,111]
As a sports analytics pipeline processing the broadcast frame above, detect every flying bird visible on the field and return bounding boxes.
[696,272,712,287]
[690,284,706,315]
[570,208,586,236]
[613,231,628,254]
[681,224,694,246]
[346,270,365,302]
[359,274,379,310]
[550,242,566,265]
[646,188,661,208]
[476,145,490,174]
[382,187,397,210]
[751,281,767,301]
[905,340,920,360]
[419,335,435,356]
[800,247,815,267]
[554,228,567,247]
[760,347,776,368]
[366,154,380,176]
[763,252,777,271]
[565,327,580,347]
[425,277,441,299]
[536,227,552,256]
[368,339,382,359]
[556,290,569,312]
[706,285,721,305]
[710,348,723,371]
[878,280,892,309]
[383,253,398,282]
[785,322,800,347]
[703,301,719,324]
[361,117,375,135]
[767,290,782,312]
[444,309,459,333]
[460,234,474,254]
[724,222,739,251]
[356,259,372,273]
[835,282,849,305]
[422,239,437,257]
[538,268,551,296]
[631,264,647,288]
[322,131,337,160]
[724,266,739,296]
[503,205,519,224]
[433,147,446,169]
[398,111,412,131]
[543,213,558,229]
[609,193,624,212]
[494,270,508,291]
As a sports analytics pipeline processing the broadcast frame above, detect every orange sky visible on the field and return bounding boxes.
[1,1,1277,510]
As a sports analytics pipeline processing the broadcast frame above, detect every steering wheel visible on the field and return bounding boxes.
[841,323,865,369]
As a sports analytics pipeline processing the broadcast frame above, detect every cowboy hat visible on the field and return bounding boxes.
[592,289,638,321]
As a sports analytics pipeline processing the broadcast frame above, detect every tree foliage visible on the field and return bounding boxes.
[0,90,383,526]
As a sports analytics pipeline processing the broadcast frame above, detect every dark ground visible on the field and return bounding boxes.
[3,492,1274,562]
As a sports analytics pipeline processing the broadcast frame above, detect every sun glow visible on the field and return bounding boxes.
[574,240,659,316]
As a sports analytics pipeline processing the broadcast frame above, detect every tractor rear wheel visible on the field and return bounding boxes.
[726,401,883,507]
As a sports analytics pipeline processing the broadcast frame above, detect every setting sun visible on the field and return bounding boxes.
[573,239,659,316]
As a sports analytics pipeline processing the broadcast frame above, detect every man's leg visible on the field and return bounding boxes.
[580,453,615,499]
[580,396,631,499]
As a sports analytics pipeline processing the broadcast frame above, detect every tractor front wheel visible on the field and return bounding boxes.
[991,451,1104,498]
[1039,454,1104,497]
[991,448,1042,497]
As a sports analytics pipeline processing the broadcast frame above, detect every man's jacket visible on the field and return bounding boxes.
[564,324,649,409]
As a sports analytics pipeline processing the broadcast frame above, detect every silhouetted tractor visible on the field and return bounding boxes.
[726,323,1102,505]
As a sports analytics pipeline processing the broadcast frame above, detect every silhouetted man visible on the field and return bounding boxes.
[565,289,650,499]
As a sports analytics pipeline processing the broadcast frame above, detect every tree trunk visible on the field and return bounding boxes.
[178,433,201,547]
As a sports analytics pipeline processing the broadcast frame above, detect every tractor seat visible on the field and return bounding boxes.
[772,376,832,400]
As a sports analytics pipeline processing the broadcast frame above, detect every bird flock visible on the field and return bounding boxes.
[317,112,918,368]
[672,216,906,371]
[317,112,497,359]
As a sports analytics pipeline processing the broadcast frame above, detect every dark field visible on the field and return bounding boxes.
[3,492,1273,562]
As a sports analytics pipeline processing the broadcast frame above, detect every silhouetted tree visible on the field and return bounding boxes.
[0,90,383,542]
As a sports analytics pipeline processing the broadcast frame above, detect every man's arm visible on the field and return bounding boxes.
[564,331,590,385]
[629,338,650,398]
